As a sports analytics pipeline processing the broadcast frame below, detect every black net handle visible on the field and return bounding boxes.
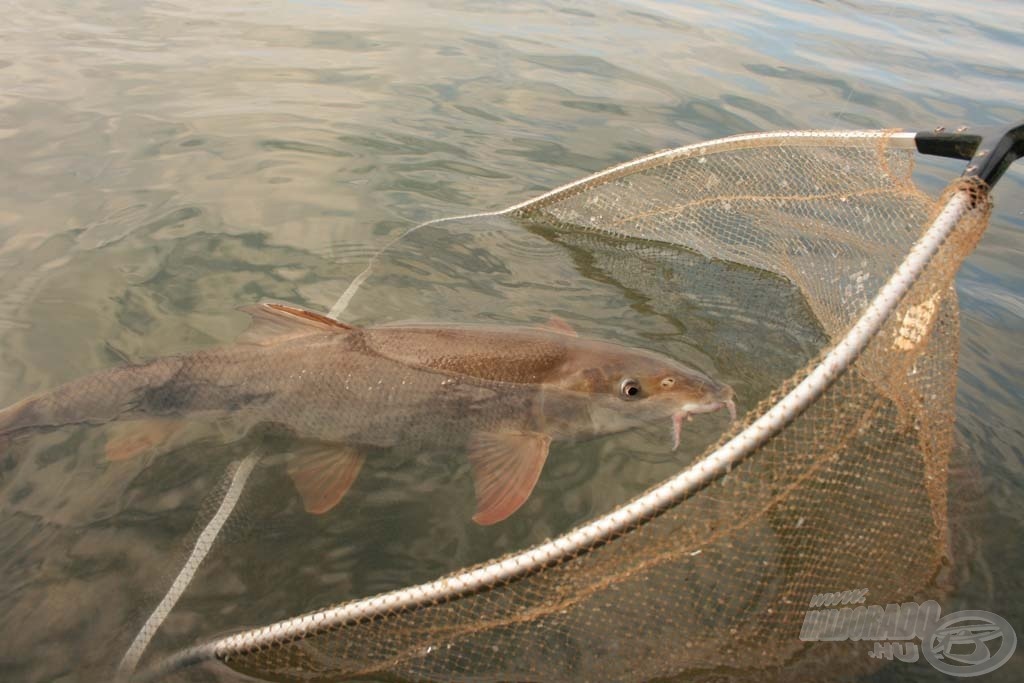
[915,120,1024,188]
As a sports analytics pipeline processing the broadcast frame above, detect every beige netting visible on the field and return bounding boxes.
[146,131,992,682]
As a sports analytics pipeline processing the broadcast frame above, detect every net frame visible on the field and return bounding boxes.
[137,129,991,681]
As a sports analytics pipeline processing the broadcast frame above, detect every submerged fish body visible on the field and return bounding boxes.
[0,303,735,524]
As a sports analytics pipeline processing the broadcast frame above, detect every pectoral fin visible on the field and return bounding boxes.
[105,419,185,461]
[287,445,366,514]
[467,431,551,525]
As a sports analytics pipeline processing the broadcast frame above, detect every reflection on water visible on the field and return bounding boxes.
[0,1,1021,681]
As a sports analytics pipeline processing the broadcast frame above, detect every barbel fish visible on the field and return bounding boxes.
[0,303,735,524]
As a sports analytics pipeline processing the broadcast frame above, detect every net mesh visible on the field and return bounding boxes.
[156,131,991,682]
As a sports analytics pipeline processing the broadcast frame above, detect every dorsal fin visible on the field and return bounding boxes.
[238,302,355,346]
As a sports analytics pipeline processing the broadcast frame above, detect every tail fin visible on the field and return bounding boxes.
[0,396,41,436]
[0,395,43,459]
[1,359,178,456]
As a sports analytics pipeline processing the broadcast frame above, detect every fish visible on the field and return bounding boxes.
[0,303,735,525]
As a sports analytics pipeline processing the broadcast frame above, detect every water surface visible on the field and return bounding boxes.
[0,1,1021,681]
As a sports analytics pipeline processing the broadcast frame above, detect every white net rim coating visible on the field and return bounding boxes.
[118,455,260,680]
[143,129,975,679]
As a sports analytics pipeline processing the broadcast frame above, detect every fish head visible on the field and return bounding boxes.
[545,340,736,448]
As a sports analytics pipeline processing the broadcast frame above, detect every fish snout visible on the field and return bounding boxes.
[677,398,732,419]
[724,398,737,422]
[670,384,737,450]
[716,383,737,422]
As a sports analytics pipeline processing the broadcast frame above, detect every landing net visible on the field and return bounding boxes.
[144,130,992,681]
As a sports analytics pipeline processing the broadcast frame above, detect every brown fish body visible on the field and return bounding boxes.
[0,303,734,524]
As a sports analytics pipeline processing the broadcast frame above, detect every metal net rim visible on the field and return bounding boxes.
[144,129,974,678]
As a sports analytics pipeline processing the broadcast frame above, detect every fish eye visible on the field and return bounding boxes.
[660,377,675,388]
[619,378,641,399]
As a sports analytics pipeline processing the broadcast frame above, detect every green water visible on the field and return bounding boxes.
[0,1,1021,681]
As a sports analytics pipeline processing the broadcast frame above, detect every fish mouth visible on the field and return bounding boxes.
[672,398,737,451]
